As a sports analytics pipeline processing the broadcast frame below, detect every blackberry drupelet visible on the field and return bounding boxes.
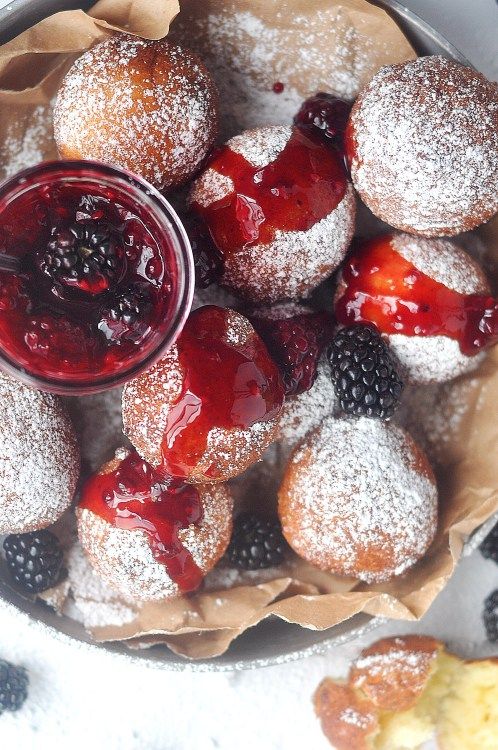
[480,521,498,564]
[0,660,28,715]
[483,589,498,642]
[329,323,403,419]
[226,513,287,570]
[41,219,121,292]
[106,286,151,326]
[3,530,64,594]
[252,312,334,396]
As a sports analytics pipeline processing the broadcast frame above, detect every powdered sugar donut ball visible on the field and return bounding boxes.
[335,233,491,384]
[189,125,356,303]
[122,305,284,483]
[278,417,438,583]
[77,449,233,600]
[346,56,498,235]
[0,373,79,534]
[54,36,219,191]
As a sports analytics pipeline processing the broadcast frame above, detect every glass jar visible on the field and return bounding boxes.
[0,160,194,394]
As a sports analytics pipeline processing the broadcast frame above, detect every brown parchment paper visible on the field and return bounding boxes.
[1,0,498,660]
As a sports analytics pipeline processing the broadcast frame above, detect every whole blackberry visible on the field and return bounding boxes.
[294,93,352,149]
[483,589,498,642]
[328,324,403,419]
[41,219,122,293]
[0,660,28,715]
[226,513,287,570]
[3,530,64,594]
[480,521,498,564]
[252,311,334,396]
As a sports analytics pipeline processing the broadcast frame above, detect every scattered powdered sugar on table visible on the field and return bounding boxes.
[349,56,498,234]
[282,417,438,582]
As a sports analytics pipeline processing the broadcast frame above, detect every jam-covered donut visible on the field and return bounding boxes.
[77,448,233,600]
[334,233,495,384]
[122,305,285,483]
[346,56,498,236]
[189,125,356,303]
[54,36,219,191]
[0,373,79,534]
[278,417,438,583]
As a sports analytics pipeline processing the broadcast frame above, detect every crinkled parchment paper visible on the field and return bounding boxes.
[1,0,498,659]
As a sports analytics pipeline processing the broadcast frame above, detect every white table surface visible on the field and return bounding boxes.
[1,2,497,749]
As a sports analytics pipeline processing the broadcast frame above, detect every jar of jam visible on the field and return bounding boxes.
[0,160,194,394]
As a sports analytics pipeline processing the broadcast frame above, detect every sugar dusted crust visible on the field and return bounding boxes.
[350,635,443,711]
[278,417,438,583]
[349,56,498,236]
[0,373,80,534]
[189,126,356,303]
[314,679,379,750]
[123,308,281,483]
[77,479,233,601]
[54,35,219,191]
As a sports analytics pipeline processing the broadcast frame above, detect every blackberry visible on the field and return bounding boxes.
[41,219,122,292]
[252,311,334,396]
[3,530,64,594]
[483,589,498,642]
[186,214,224,288]
[294,93,352,149]
[328,324,403,420]
[0,660,28,715]
[98,285,152,343]
[226,513,287,570]
[480,521,498,564]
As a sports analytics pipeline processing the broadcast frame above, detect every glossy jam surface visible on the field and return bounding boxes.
[335,235,498,356]
[79,450,203,592]
[191,126,347,258]
[0,172,178,385]
[161,306,284,479]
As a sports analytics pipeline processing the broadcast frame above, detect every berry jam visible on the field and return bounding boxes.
[335,235,498,356]
[160,306,284,479]
[190,126,347,259]
[0,162,192,393]
[79,449,203,592]
[294,93,352,155]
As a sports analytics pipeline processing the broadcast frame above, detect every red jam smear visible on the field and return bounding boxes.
[0,178,176,382]
[191,126,347,258]
[160,305,284,479]
[272,81,285,93]
[79,450,203,592]
[335,235,498,356]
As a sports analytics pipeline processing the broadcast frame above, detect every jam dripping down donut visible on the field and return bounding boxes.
[191,126,347,257]
[161,305,284,479]
[79,450,203,592]
[335,235,498,357]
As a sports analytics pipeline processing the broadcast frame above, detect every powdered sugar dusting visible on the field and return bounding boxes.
[388,233,489,384]
[0,373,79,534]
[278,356,336,449]
[229,126,291,167]
[339,706,372,729]
[0,105,54,178]
[170,8,414,138]
[54,35,218,190]
[280,417,437,582]
[350,56,498,235]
